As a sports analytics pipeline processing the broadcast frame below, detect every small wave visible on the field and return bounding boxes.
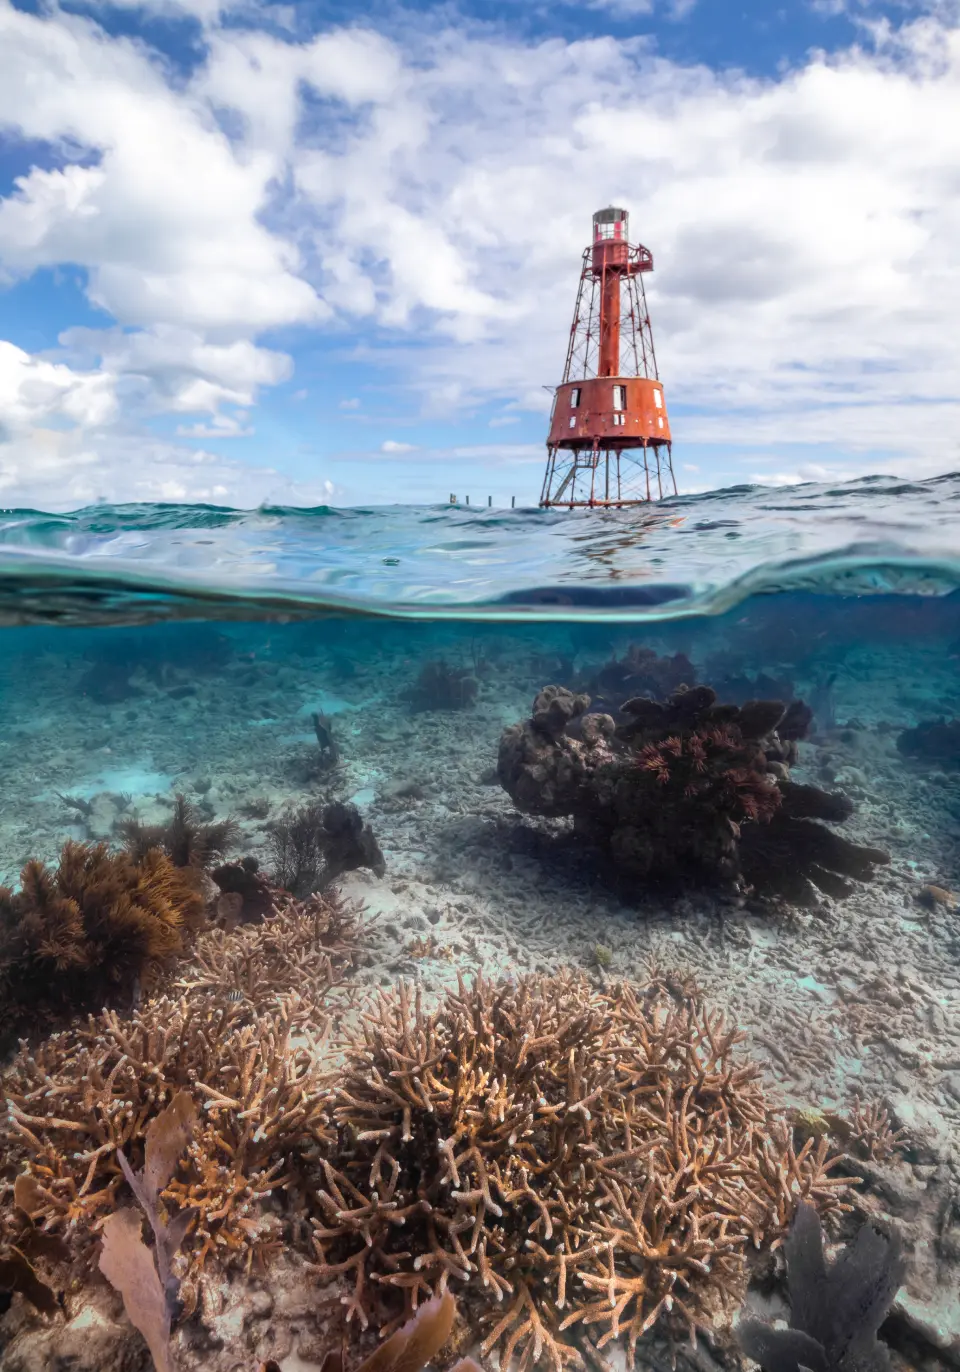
[1,473,958,625]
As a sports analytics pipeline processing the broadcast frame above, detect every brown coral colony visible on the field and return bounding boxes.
[311,972,847,1371]
[498,667,888,904]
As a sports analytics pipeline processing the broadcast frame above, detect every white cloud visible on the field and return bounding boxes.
[0,5,323,335]
[0,339,321,507]
[583,0,654,16]
[59,325,292,421]
[0,340,118,441]
[1,2,960,502]
[380,439,417,453]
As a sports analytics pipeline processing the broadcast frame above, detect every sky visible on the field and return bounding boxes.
[0,0,958,510]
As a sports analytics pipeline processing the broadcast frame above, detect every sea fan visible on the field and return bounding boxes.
[738,1203,905,1372]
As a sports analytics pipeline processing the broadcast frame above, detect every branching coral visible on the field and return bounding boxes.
[309,971,849,1370]
[845,1099,908,1164]
[498,685,888,904]
[402,661,478,712]
[0,988,333,1307]
[175,890,360,1022]
[0,842,204,1034]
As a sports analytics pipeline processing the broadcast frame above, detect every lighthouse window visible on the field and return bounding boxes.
[570,388,581,407]
[612,385,626,410]
[658,416,664,429]
[569,416,577,429]
[613,413,625,426]
[653,389,663,409]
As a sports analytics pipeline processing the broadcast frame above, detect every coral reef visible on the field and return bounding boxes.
[897,717,960,769]
[176,890,360,1020]
[47,1095,468,1372]
[119,793,239,870]
[0,988,332,1306]
[585,644,696,713]
[737,1201,904,1372]
[498,685,888,904]
[310,971,848,1369]
[403,661,478,712]
[76,627,234,702]
[0,842,204,1034]
[267,802,385,896]
[210,859,277,925]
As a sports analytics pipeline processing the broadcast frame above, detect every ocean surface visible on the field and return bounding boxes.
[1,471,958,622]
[1,472,959,1369]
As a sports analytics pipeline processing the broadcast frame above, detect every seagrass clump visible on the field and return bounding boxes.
[0,841,204,1034]
[0,988,334,1312]
[310,971,850,1371]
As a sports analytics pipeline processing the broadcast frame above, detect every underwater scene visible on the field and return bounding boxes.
[0,476,959,1372]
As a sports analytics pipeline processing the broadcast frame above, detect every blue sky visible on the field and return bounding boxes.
[0,0,958,509]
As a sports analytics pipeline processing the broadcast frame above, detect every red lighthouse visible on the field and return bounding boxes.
[540,207,676,508]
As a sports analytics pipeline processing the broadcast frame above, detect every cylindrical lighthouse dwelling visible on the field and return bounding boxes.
[540,207,676,508]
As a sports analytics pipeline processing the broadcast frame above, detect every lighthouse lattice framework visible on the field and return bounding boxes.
[541,207,676,508]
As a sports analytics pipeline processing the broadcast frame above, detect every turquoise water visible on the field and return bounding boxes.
[1,473,959,1368]
[1,471,958,622]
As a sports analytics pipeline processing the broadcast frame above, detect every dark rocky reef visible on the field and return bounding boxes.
[897,717,960,769]
[74,626,233,705]
[402,660,478,711]
[498,684,888,905]
[584,644,697,713]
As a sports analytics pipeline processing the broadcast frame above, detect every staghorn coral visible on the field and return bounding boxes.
[0,842,204,1035]
[119,793,239,870]
[309,971,849,1371]
[175,890,360,1021]
[845,1099,908,1164]
[0,988,333,1306]
[498,685,888,904]
[402,661,478,712]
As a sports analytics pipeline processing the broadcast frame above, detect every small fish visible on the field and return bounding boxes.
[226,988,245,1003]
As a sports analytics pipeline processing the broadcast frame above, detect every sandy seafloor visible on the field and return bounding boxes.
[1,616,960,1372]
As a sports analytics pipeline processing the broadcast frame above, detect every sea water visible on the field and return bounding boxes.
[1,473,959,1367]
